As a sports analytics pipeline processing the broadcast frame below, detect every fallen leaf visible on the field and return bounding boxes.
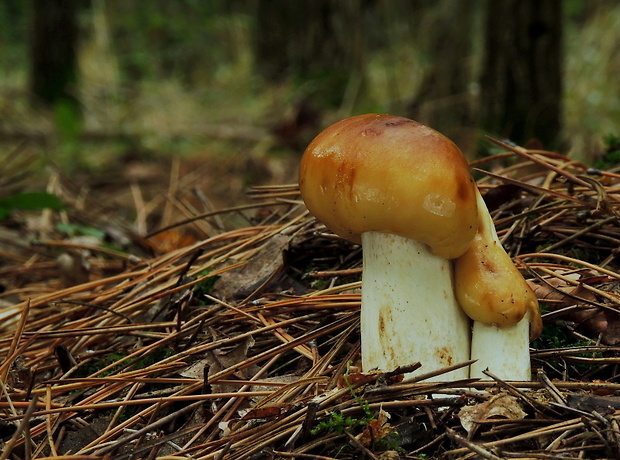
[148,229,198,253]
[589,380,616,396]
[208,335,258,380]
[337,371,379,389]
[592,311,620,345]
[528,274,620,344]
[356,409,395,447]
[567,393,620,412]
[458,393,527,437]
[528,276,597,306]
[378,451,401,460]
[248,374,301,401]
[241,403,293,420]
[180,334,259,394]
[213,233,294,300]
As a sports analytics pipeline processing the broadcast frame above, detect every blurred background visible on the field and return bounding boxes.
[1,0,619,205]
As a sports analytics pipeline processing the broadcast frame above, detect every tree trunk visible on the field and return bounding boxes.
[30,0,80,107]
[406,0,480,152]
[479,0,563,147]
[254,0,370,107]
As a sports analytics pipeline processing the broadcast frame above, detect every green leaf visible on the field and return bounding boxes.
[0,192,65,220]
[57,222,107,240]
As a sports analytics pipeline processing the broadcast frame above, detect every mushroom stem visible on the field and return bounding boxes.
[360,231,471,380]
[470,316,531,380]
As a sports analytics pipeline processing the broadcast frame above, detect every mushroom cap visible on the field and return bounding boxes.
[454,189,542,339]
[299,114,478,259]
[454,228,541,334]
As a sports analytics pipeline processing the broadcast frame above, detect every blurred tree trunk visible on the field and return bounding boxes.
[254,0,370,108]
[30,0,80,107]
[479,0,563,147]
[406,0,480,152]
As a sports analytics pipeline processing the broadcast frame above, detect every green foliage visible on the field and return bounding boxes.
[312,367,375,436]
[309,278,330,291]
[77,348,176,378]
[56,222,128,255]
[109,1,250,84]
[593,134,620,170]
[532,321,592,350]
[310,370,403,451]
[0,1,29,72]
[0,191,65,220]
[57,222,107,240]
[54,98,84,168]
[374,430,403,452]
[77,351,128,378]
[311,410,372,436]
[193,269,220,304]
[533,304,593,351]
[55,99,82,142]
[532,314,602,376]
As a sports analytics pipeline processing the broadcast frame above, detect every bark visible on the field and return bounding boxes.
[30,0,80,107]
[407,0,479,151]
[479,0,563,147]
[254,0,371,107]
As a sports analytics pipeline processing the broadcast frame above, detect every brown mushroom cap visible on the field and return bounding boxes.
[299,114,478,259]
[453,190,542,339]
[453,230,541,333]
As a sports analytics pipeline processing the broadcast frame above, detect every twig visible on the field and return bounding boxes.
[0,395,39,460]
[272,451,340,460]
[446,427,504,460]
[344,430,380,460]
[93,400,203,457]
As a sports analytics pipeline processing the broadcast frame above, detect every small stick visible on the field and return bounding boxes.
[272,451,339,460]
[92,400,203,457]
[486,136,591,188]
[344,430,380,460]
[308,268,363,278]
[0,299,31,382]
[537,370,568,405]
[0,395,39,460]
[446,427,504,460]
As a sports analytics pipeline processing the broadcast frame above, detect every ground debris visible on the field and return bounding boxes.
[2,141,620,459]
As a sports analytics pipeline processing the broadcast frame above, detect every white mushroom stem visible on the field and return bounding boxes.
[470,316,531,380]
[360,231,471,381]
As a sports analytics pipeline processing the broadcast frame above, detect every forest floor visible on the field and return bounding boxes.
[2,135,620,459]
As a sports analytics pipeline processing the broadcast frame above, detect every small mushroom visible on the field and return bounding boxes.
[454,188,542,380]
[299,114,479,380]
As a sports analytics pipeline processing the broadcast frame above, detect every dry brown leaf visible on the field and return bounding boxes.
[356,409,395,447]
[337,371,380,389]
[241,403,293,420]
[148,229,198,253]
[528,276,597,307]
[528,274,620,344]
[213,233,294,299]
[591,311,620,345]
[458,393,527,437]
[180,335,259,390]
[378,451,401,460]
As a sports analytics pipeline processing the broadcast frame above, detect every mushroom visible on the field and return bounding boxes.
[454,188,542,380]
[299,114,479,380]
